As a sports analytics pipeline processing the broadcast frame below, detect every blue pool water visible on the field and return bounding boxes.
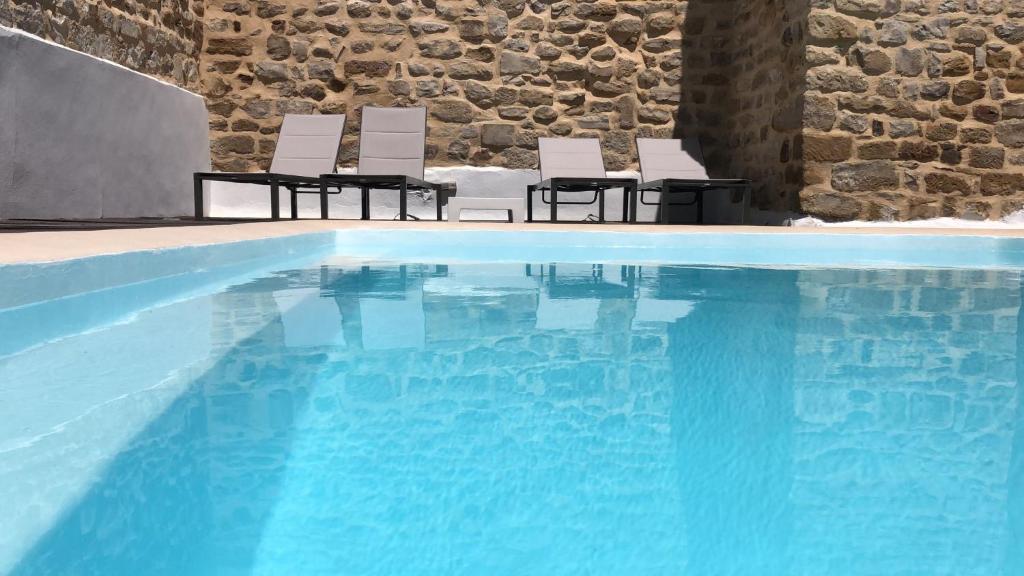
[2,235,1024,575]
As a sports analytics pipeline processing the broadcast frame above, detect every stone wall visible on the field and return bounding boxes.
[679,0,808,213]
[200,0,812,213]
[199,0,686,171]
[801,0,1024,220]
[0,0,203,89]
[8,0,1024,220]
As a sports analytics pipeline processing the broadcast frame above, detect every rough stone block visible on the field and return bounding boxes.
[981,173,1024,195]
[808,13,857,41]
[799,187,864,221]
[969,147,1006,169]
[858,140,898,160]
[831,161,900,191]
[430,99,475,123]
[924,172,973,195]
[499,52,542,76]
[995,120,1024,147]
[804,134,854,161]
[480,124,515,147]
[898,140,940,162]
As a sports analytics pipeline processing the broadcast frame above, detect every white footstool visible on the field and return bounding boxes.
[447,197,527,223]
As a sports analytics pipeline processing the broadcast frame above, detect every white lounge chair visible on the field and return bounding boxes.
[193,113,346,220]
[318,107,454,221]
[526,138,638,223]
[636,137,750,224]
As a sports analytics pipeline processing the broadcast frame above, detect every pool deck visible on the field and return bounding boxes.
[3,220,1024,264]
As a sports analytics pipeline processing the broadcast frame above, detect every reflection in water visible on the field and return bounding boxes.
[668,267,797,575]
[789,269,1021,575]
[2,262,1023,575]
[1010,289,1024,573]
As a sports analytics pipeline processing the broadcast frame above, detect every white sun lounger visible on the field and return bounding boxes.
[526,138,638,223]
[318,107,454,221]
[636,137,750,224]
[193,114,346,220]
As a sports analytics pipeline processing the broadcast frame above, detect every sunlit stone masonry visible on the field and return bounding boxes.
[0,0,203,89]
[198,0,687,173]
[197,0,1024,219]
[801,0,1024,220]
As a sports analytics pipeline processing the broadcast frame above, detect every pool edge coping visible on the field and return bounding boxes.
[4,220,1024,265]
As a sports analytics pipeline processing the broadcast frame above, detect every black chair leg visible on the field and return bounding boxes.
[598,188,605,223]
[320,181,329,220]
[526,185,535,222]
[361,186,370,220]
[399,179,408,221]
[628,182,638,223]
[270,179,280,220]
[621,185,629,222]
[193,174,204,220]
[551,183,558,222]
[290,188,298,220]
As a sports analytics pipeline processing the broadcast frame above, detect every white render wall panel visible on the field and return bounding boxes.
[0,27,210,219]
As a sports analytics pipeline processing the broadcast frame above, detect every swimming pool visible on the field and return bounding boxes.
[1,230,1023,575]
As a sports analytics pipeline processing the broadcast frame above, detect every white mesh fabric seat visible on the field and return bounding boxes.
[526,137,637,223]
[538,138,607,180]
[193,113,346,220]
[270,114,348,177]
[636,137,710,182]
[320,106,454,221]
[635,137,750,224]
[358,107,427,179]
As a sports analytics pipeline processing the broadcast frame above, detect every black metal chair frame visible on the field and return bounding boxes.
[318,174,454,221]
[193,172,333,220]
[526,178,638,223]
[638,178,751,224]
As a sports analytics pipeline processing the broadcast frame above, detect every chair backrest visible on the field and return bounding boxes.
[636,137,710,182]
[268,114,346,176]
[357,106,427,179]
[538,138,607,181]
